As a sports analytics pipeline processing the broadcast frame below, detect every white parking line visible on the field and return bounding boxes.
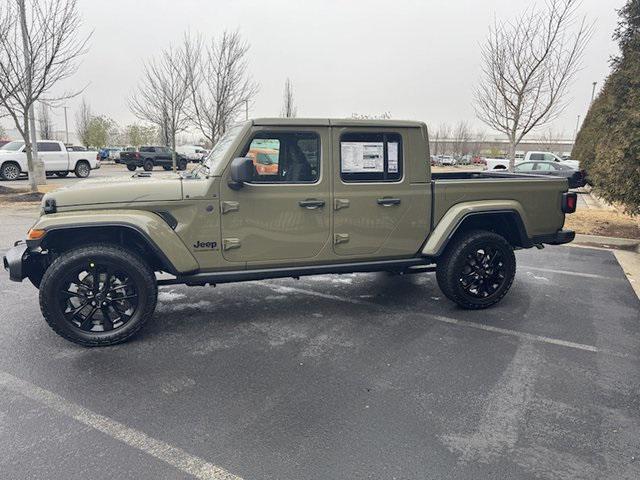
[262,283,628,358]
[519,265,622,281]
[0,371,243,480]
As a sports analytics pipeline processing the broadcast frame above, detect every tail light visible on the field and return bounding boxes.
[135,152,140,159]
[562,192,577,213]
[96,153,99,161]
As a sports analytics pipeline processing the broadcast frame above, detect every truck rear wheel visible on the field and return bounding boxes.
[39,244,158,347]
[126,164,137,171]
[74,160,90,178]
[436,230,515,309]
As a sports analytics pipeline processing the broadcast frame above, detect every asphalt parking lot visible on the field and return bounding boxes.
[0,205,638,480]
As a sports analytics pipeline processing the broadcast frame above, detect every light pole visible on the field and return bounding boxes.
[590,81,597,105]
[245,100,249,120]
[63,106,69,144]
[574,114,581,139]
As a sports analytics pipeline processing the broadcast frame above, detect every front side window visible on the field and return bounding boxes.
[1,141,25,151]
[241,131,320,183]
[544,153,558,162]
[340,132,402,182]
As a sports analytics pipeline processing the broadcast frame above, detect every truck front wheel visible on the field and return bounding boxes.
[436,230,516,309]
[39,244,158,346]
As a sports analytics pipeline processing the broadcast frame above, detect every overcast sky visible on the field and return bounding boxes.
[7,0,626,141]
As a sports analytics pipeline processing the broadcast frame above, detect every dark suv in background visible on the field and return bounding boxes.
[121,146,188,171]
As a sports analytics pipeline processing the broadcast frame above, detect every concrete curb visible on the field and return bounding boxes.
[572,233,640,253]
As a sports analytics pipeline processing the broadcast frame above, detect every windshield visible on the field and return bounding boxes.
[0,141,25,151]
[196,123,245,175]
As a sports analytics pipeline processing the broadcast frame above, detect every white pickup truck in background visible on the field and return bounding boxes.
[0,140,100,180]
[485,151,579,171]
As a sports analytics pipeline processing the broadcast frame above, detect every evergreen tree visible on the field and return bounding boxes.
[574,0,640,214]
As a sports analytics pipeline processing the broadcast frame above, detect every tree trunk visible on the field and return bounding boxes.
[507,141,517,173]
[171,134,177,172]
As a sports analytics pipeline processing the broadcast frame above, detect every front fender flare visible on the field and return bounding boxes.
[422,200,530,257]
[31,209,199,275]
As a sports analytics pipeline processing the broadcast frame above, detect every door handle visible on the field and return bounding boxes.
[377,197,401,206]
[299,199,325,209]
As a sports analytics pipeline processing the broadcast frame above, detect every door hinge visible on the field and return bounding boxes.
[222,238,241,251]
[334,233,350,245]
[221,201,239,214]
[334,198,350,211]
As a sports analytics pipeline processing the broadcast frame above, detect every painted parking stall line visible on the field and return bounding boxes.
[0,371,243,480]
[261,283,629,359]
[519,265,625,281]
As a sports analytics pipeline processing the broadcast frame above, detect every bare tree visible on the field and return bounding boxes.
[451,120,472,157]
[75,97,92,147]
[129,45,190,170]
[470,130,487,156]
[474,0,592,171]
[432,123,452,156]
[281,78,297,118]
[0,0,90,190]
[37,102,54,139]
[182,31,258,147]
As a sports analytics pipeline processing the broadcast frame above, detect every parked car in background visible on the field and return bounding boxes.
[472,156,487,166]
[485,151,579,170]
[176,145,208,162]
[108,147,123,162]
[514,161,587,188]
[0,140,100,180]
[120,145,188,171]
[247,147,279,175]
[438,155,457,166]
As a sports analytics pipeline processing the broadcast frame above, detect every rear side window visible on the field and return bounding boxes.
[37,142,61,152]
[340,132,402,182]
[529,153,544,161]
[140,146,155,152]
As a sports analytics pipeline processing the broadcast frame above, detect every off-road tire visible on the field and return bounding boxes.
[126,164,137,171]
[39,243,158,347]
[0,161,21,180]
[178,159,188,171]
[143,160,154,171]
[74,160,91,178]
[436,230,516,309]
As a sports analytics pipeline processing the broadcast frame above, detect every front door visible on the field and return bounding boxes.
[219,127,330,266]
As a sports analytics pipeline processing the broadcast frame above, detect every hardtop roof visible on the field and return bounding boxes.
[251,118,425,128]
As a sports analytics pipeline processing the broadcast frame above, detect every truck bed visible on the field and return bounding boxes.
[430,170,568,238]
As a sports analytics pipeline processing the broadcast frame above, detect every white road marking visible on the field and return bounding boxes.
[519,265,623,281]
[0,371,243,480]
[262,283,628,358]
[441,341,541,463]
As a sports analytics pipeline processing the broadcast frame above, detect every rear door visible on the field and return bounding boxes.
[37,142,68,171]
[331,126,429,258]
[219,126,330,266]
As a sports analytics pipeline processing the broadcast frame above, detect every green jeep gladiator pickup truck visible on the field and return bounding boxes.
[3,119,577,346]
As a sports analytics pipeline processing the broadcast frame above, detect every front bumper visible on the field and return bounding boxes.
[2,242,29,282]
[531,229,576,246]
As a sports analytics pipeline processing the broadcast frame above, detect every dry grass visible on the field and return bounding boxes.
[565,209,640,239]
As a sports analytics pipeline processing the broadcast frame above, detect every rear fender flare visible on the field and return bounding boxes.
[422,200,530,257]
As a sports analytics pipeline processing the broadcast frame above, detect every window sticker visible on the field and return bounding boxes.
[388,142,399,173]
[341,142,384,173]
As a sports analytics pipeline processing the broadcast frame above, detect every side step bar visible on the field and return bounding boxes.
[158,257,433,286]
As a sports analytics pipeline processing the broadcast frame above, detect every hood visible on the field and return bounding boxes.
[45,173,183,208]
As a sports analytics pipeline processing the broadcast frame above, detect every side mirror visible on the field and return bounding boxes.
[229,157,255,189]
